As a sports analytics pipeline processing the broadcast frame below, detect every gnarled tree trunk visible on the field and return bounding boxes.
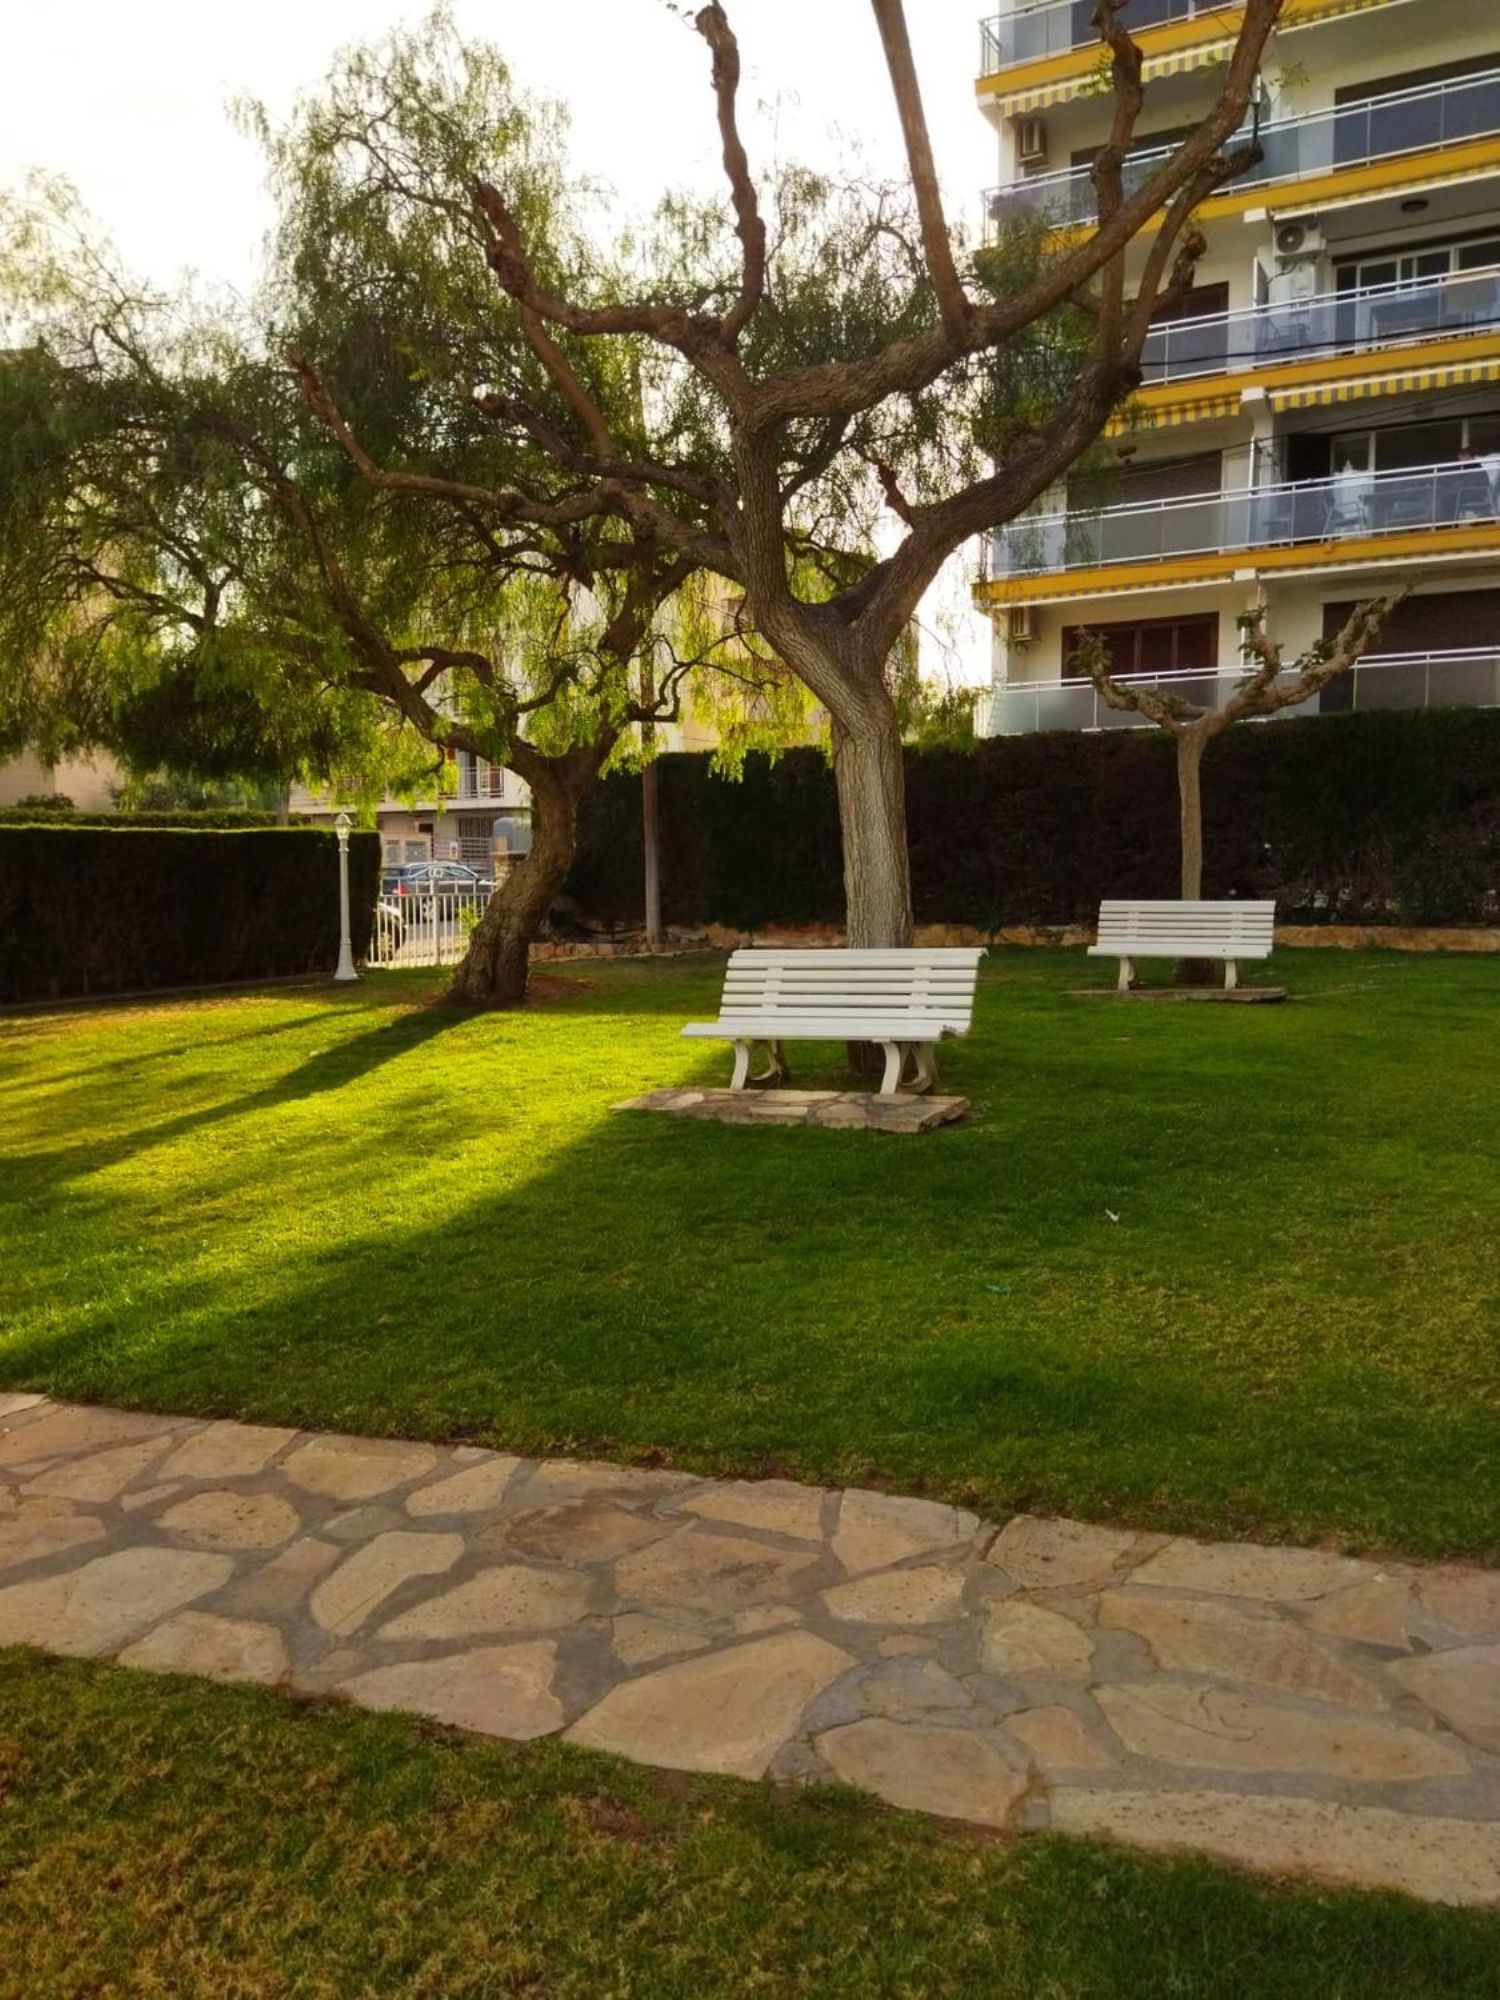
[1174,720,1214,985]
[448,751,596,1008]
[831,688,913,949]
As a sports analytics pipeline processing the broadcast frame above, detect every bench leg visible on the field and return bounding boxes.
[728,1041,752,1091]
[730,1039,789,1090]
[1224,959,1239,992]
[877,1042,904,1097]
[905,1042,939,1095]
[1116,957,1136,994]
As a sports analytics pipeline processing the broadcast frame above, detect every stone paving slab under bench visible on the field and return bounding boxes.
[612,1088,972,1132]
[1,1394,1497,1906]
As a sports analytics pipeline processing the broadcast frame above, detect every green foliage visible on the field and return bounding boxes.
[0,827,379,1001]
[6,1655,1497,1998]
[568,710,1500,931]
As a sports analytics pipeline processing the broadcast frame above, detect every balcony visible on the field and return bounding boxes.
[1140,266,1500,385]
[986,68,1500,231]
[991,649,1500,731]
[978,0,1404,79]
[991,459,1500,584]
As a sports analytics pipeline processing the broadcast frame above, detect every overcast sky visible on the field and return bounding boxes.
[1,0,1000,680]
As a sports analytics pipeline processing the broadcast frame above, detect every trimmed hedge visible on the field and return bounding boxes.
[0,808,286,828]
[567,709,1500,931]
[0,827,381,1002]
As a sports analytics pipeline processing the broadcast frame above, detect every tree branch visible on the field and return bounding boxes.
[694,4,767,342]
[869,0,971,340]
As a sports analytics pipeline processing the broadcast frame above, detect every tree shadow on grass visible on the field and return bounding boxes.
[3,1001,473,1197]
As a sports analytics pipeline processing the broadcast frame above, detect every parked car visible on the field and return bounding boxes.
[381,861,494,903]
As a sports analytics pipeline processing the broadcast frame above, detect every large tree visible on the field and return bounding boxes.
[286,0,1286,946]
[0,43,793,1006]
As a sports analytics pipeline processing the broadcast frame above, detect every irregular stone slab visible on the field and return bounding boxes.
[225,1537,340,1617]
[1130,1538,1373,1602]
[118,1611,288,1685]
[982,1600,1094,1677]
[0,1510,107,1574]
[24,1436,172,1503]
[1094,1681,1468,1780]
[0,1548,233,1656]
[1305,1578,1413,1651]
[157,1490,301,1552]
[342,1640,564,1740]
[309,1531,464,1637]
[0,1404,183,1470]
[1050,1790,1500,1908]
[832,1490,978,1577]
[614,1088,970,1133]
[614,1528,821,1614]
[678,1480,828,1543]
[986,1516,1139,1592]
[878,1635,936,1659]
[0,1394,47,1419]
[519,1461,694,1506]
[282,1435,439,1502]
[404,1458,523,1518]
[732,1604,801,1635]
[567,1630,853,1780]
[1392,1647,1500,1754]
[1419,1569,1500,1643]
[493,1500,669,1565]
[817,1718,1028,1829]
[378,1564,589,1641]
[823,1565,966,1627]
[1098,1591,1384,1706]
[157,1422,298,1483]
[860,1657,971,1718]
[1006,1704,1115,1773]
[611,1612,712,1667]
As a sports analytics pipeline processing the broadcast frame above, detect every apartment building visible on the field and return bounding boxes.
[974,0,1500,732]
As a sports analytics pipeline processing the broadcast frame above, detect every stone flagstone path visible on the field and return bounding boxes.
[2,1394,1498,1907]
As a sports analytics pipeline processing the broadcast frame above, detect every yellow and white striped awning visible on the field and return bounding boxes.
[1109,389,1243,432]
[991,37,1233,116]
[1270,356,1500,410]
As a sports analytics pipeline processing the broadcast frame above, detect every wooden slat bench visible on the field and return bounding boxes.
[1088,899,1276,991]
[683,948,986,1095]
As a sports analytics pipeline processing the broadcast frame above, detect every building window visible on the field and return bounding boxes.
[403,838,429,863]
[1061,615,1219,679]
[383,840,401,864]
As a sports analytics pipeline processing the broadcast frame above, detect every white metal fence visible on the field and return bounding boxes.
[367,887,493,968]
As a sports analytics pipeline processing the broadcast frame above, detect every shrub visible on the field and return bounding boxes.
[0,827,380,1002]
[567,710,1500,931]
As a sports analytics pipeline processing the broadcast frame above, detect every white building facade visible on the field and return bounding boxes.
[975,0,1500,732]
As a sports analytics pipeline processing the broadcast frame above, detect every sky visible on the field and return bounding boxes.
[0,0,1001,682]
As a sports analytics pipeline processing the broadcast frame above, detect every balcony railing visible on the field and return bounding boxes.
[992,458,1500,577]
[981,0,1216,73]
[992,649,1500,731]
[1140,265,1500,384]
[987,68,1500,229]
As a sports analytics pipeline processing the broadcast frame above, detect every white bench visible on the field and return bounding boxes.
[1088,899,1276,991]
[683,948,985,1095]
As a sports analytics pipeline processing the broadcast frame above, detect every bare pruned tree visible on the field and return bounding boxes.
[1072,592,1404,915]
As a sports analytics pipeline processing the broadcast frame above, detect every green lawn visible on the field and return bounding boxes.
[2,949,1497,1558]
[1,1649,1493,1998]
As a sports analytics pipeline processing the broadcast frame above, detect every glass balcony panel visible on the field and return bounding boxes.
[994,651,1500,732]
[985,69,1500,232]
[993,462,1500,578]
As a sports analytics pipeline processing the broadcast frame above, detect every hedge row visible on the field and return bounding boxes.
[567,709,1500,931]
[0,808,286,828]
[0,827,381,1002]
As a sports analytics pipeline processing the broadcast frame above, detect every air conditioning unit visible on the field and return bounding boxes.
[1016,118,1049,167]
[1006,605,1035,644]
[1274,217,1325,263]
